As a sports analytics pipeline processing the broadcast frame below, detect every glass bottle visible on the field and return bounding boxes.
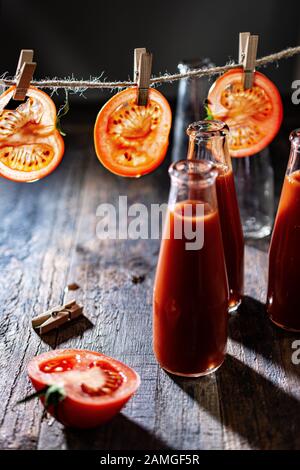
[187,120,244,312]
[171,58,215,163]
[232,149,274,239]
[267,129,300,331]
[153,159,229,377]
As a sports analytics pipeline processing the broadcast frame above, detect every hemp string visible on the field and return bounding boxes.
[0,45,299,91]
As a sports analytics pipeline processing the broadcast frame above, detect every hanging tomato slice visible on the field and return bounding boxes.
[207,68,283,157]
[94,87,172,177]
[26,349,140,429]
[0,86,64,182]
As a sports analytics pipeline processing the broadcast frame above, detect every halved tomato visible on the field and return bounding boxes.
[27,349,140,429]
[0,86,64,182]
[207,68,283,157]
[94,87,172,177]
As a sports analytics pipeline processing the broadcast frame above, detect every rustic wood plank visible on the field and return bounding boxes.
[1,125,300,450]
[223,247,300,449]
[0,132,89,449]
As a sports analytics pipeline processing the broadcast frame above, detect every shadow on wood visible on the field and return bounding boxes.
[63,413,172,450]
[171,354,300,449]
[34,316,94,348]
[229,295,300,378]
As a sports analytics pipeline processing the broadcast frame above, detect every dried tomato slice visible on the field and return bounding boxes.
[207,69,283,157]
[94,87,172,177]
[0,86,64,181]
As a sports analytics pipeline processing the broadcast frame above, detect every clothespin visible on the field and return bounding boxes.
[134,48,146,82]
[239,32,259,89]
[32,300,83,335]
[14,49,36,101]
[134,48,152,106]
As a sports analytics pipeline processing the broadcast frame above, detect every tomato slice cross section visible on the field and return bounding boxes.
[0,86,64,182]
[207,69,283,157]
[27,349,140,428]
[94,87,172,177]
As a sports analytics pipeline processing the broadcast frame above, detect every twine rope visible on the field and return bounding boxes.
[0,45,299,91]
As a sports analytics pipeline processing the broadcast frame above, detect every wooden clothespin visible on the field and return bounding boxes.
[134,48,146,82]
[32,300,83,335]
[239,32,259,89]
[14,49,36,101]
[134,48,152,106]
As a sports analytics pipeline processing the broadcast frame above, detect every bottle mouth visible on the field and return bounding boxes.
[187,120,229,139]
[290,128,300,146]
[169,159,218,186]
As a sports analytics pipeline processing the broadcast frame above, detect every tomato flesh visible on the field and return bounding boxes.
[40,356,78,373]
[0,97,43,140]
[0,86,64,182]
[94,87,172,177]
[207,69,283,157]
[0,144,54,171]
[28,349,140,429]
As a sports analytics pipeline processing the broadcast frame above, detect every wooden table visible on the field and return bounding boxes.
[1,124,300,451]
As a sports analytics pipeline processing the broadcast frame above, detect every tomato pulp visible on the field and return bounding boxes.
[153,201,228,376]
[267,170,300,331]
[28,349,140,428]
[94,87,172,177]
[207,69,283,157]
[216,168,244,310]
[0,86,64,182]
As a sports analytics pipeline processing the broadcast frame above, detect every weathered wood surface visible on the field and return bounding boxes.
[0,125,300,450]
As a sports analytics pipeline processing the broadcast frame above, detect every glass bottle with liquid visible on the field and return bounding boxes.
[153,159,229,377]
[187,120,244,312]
[267,129,300,331]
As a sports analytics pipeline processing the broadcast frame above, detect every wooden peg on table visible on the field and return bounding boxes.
[239,32,259,90]
[32,300,83,335]
[13,49,36,101]
[134,48,152,106]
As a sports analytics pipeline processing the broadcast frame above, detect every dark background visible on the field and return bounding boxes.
[1,0,300,100]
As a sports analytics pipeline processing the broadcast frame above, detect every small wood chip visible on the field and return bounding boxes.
[64,282,80,292]
[131,274,145,284]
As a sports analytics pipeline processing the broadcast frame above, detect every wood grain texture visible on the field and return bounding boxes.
[0,126,300,450]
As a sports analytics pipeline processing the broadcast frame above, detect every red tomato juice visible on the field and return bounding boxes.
[216,168,244,309]
[267,170,300,330]
[153,200,229,376]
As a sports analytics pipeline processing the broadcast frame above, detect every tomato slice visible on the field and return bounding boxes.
[207,68,283,157]
[28,349,140,429]
[0,86,64,182]
[94,87,172,177]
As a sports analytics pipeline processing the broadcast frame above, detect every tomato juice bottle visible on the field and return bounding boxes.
[267,129,300,331]
[186,121,244,312]
[153,160,229,376]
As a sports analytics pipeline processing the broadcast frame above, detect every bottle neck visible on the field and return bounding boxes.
[287,129,300,175]
[168,160,218,212]
[186,121,232,172]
